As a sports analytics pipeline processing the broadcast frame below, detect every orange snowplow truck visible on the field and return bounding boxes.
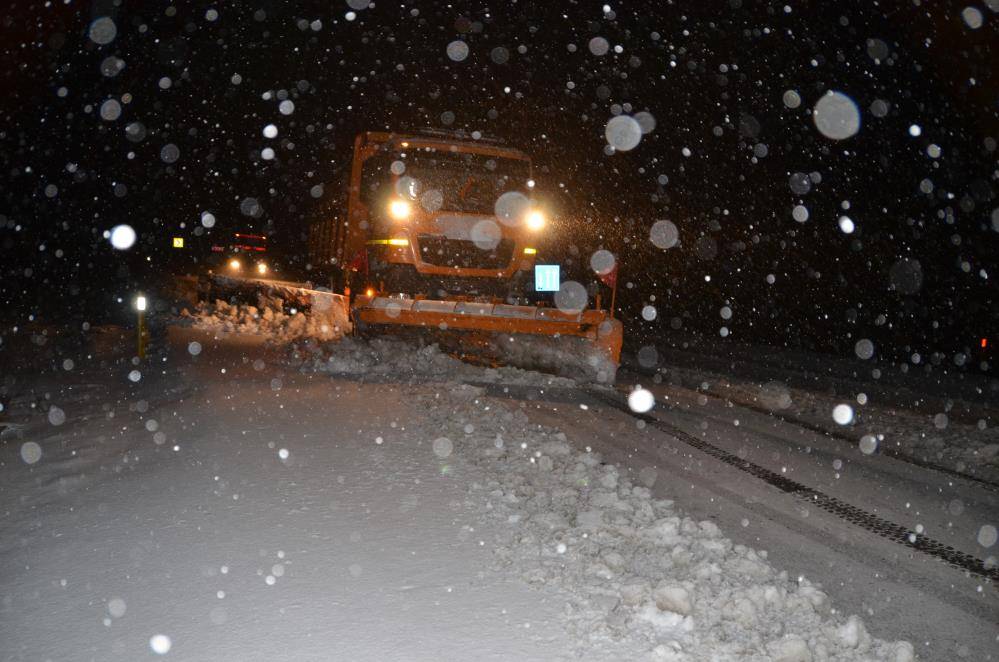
[308,130,622,382]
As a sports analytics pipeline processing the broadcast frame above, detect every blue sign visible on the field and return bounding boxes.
[534,264,560,292]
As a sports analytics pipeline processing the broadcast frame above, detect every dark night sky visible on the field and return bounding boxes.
[1,0,996,361]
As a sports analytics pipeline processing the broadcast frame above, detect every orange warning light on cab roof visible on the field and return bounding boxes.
[982,338,988,349]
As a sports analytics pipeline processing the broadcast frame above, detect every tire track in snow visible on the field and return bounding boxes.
[619,367,999,493]
[585,387,999,584]
[745,399,999,493]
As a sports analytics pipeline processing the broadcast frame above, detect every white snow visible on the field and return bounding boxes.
[0,338,576,661]
[108,224,136,249]
[832,403,854,425]
[628,387,655,413]
[149,634,172,655]
[413,382,916,661]
[183,286,612,381]
[639,337,999,484]
[0,327,919,661]
[183,288,349,342]
[303,335,577,388]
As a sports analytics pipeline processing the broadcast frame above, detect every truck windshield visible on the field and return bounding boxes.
[361,147,531,216]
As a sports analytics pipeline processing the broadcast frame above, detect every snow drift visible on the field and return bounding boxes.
[424,383,917,661]
[182,287,349,343]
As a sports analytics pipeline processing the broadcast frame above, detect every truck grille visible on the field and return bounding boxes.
[417,235,514,270]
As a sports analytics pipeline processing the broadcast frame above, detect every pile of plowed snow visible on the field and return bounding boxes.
[183,293,348,342]
[184,295,579,387]
[424,382,916,661]
[303,336,577,387]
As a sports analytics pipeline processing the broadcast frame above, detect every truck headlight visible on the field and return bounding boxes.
[525,210,545,231]
[388,199,412,221]
[229,258,242,271]
[256,262,268,275]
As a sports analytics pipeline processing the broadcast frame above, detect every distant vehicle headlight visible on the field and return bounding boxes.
[229,258,242,271]
[256,262,268,275]
[525,209,545,231]
[388,199,412,221]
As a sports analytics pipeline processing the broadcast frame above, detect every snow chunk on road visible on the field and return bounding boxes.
[768,636,811,662]
[837,614,870,649]
[652,584,692,615]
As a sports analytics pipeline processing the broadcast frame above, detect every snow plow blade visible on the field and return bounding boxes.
[352,296,623,383]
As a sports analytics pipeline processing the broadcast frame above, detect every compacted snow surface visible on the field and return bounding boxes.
[642,338,999,485]
[0,325,922,661]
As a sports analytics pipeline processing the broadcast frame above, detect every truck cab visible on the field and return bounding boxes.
[310,131,546,303]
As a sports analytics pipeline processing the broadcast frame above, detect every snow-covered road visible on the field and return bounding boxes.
[1,330,576,661]
[519,375,998,661]
[1,325,994,660]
